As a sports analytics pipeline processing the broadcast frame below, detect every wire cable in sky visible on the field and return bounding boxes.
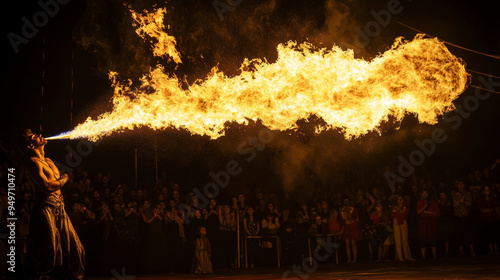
[397,21,500,60]
[467,69,500,79]
[469,84,500,94]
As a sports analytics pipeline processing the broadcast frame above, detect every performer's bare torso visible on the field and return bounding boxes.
[30,157,62,197]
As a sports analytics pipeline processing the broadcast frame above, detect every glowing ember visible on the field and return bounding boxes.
[61,9,469,142]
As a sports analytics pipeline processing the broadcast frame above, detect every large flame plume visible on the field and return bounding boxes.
[129,7,181,63]
[52,8,468,141]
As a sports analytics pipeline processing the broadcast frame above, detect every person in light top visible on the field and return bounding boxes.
[392,195,413,261]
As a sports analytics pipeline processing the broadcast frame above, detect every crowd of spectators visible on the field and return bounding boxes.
[1,158,500,275]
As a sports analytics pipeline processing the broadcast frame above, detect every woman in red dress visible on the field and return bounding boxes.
[327,208,343,236]
[416,190,440,259]
[341,198,362,263]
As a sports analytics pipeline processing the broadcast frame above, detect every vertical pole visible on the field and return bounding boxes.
[155,144,158,183]
[237,210,240,268]
[277,236,280,267]
[40,35,45,134]
[245,237,248,269]
[308,237,312,266]
[135,148,138,189]
[69,43,74,161]
[335,235,339,264]
[70,45,74,128]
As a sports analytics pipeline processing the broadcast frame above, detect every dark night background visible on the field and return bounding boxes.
[1,0,500,198]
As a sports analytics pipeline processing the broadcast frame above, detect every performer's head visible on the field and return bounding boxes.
[22,129,47,154]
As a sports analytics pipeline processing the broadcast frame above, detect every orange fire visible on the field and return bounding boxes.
[129,7,181,63]
[63,8,469,142]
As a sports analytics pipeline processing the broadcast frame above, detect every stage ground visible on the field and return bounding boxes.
[88,255,500,280]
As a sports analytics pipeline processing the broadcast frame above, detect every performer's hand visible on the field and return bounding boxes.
[59,174,69,183]
[59,173,69,186]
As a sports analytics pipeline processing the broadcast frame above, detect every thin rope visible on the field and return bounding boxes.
[469,84,500,94]
[467,69,500,79]
[397,21,500,60]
